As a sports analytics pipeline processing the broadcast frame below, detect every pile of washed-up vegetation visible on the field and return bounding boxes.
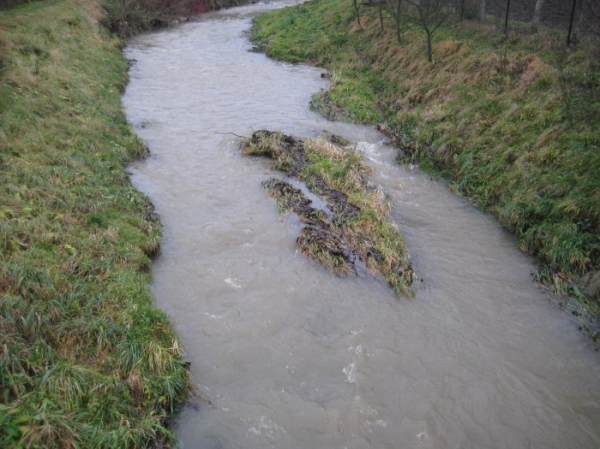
[0,0,202,447]
[251,0,600,340]
[242,130,415,295]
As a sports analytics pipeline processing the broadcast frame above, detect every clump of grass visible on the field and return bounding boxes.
[251,0,600,332]
[0,1,191,447]
[243,131,415,295]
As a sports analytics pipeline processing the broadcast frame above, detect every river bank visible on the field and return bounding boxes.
[250,0,600,341]
[0,1,191,447]
[2,0,598,446]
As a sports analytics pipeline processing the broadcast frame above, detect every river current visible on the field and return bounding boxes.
[122,3,600,448]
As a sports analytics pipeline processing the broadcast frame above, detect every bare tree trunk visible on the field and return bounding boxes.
[396,0,402,44]
[406,0,451,62]
[504,0,511,34]
[426,30,433,62]
[532,0,545,24]
[567,0,578,45]
[353,0,363,28]
[385,0,404,44]
[479,0,486,20]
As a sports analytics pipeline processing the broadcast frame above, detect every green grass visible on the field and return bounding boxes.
[0,0,191,447]
[251,0,600,332]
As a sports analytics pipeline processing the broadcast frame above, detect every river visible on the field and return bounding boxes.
[122,2,600,448]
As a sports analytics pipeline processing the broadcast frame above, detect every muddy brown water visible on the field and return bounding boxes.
[122,3,600,448]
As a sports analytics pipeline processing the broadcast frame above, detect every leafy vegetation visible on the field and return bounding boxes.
[0,0,191,447]
[251,0,600,332]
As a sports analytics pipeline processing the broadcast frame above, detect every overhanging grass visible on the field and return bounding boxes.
[251,0,600,331]
[0,0,191,447]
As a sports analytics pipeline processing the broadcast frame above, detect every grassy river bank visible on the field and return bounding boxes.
[0,0,598,445]
[251,0,600,341]
[0,1,191,447]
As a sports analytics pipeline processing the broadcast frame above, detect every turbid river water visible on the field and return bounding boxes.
[122,2,600,448]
